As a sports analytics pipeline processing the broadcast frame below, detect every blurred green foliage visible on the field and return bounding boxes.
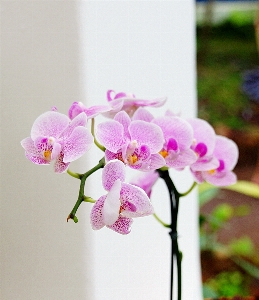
[197,10,259,129]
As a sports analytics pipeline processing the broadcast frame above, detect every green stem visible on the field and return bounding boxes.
[84,196,96,203]
[67,169,81,179]
[91,118,106,152]
[179,182,197,197]
[153,213,171,228]
[67,157,105,222]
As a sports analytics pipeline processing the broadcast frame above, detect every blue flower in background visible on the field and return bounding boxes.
[242,68,259,103]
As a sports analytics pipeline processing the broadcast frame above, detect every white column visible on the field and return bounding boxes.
[78,1,202,300]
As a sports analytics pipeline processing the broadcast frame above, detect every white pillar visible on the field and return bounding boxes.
[78,1,202,300]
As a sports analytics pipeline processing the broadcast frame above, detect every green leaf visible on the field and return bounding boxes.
[224,181,259,199]
[228,236,254,257]
[232,256,259,279]
[203,285,219,298]
[199,183,219,206]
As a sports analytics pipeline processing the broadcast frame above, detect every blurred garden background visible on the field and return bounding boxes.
[196,0,259,297]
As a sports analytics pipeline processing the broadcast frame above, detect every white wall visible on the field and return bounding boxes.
[1,1,201,299]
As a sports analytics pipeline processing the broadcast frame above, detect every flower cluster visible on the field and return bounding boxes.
[21,91,238,234]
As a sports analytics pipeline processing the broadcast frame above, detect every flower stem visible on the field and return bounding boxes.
[153,213,171,228]
[67,157,105,222]
[179,182,197,197]
[91,118,106,152]
[67,169,81,179]
[157,169,182,300]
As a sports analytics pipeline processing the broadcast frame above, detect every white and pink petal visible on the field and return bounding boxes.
[96,120,125,153]
[62,126,93,163]
[102,160,126,191]
[106,216,133,235]
[31,111,69,140]
[129,121,164,153]
[120,183,154,218]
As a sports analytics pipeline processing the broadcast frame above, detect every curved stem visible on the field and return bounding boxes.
[67,157,105,222]
[153,213,171,228]
[179,182,197,197]
[67,169,81,179]
[91,118,106,152]
[84,196,96,203]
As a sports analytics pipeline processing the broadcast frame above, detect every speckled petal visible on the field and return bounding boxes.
[62,127,93,163]
[113,111,131,140]
[60,112,87,139]
[96,120,125,153]
[68,102,85,120]
[120,183,153,218]
[54,152,70,173]
[107,216,133,235]
[188,118,216,156]
[191,156,219,172]
[31,111,70,140]
[204,170,237,186]
[102,160,126,191]
[90,195,106,230]
[21,137,49,165]
[129,121,164,153]
[132,107,154,122]
[213,136,239,171]
[153,116,193,150]
[166,148,197,169]
[140,153,166,171]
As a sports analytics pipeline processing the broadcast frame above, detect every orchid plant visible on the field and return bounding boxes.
[21,90,239,300]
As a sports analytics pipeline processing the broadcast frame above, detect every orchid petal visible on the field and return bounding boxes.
[129,121,164,153]
[107,216,133,235]
[140,153,166,171]
[105,149,123,163]
[68,102,85,120]
[96,120,125,153]
[130,171,159,198]
[85,104,111,119]
[60,112,87,139]
[132,107,154,122]
[204,171,237,186]
[102,160,126,191]
[113,111,131,140]
[188,118,216,156]
[166,149,197,169]
[90,195,106,230]
[120,183,153,218]
[191,156,219,172]
[214,136,239,171]
[54,152,70,173]
[103,179,121,225]
[31,111,69,140]
[153,116,193,150]
[63,126,93,163]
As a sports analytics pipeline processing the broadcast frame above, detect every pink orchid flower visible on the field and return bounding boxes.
[191,135,238,186]
[96,111,166,171]
[21,111,93,173]
[152,116,197,169]
[130,170,159,198]
[90,160,154,234]
[103,90,167,118]
[188,118,219,172]
[68,101,123,120]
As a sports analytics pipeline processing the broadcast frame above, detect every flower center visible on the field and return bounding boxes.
[128,153,138,164]
[43,149,52,161]
[159,149,168,158]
